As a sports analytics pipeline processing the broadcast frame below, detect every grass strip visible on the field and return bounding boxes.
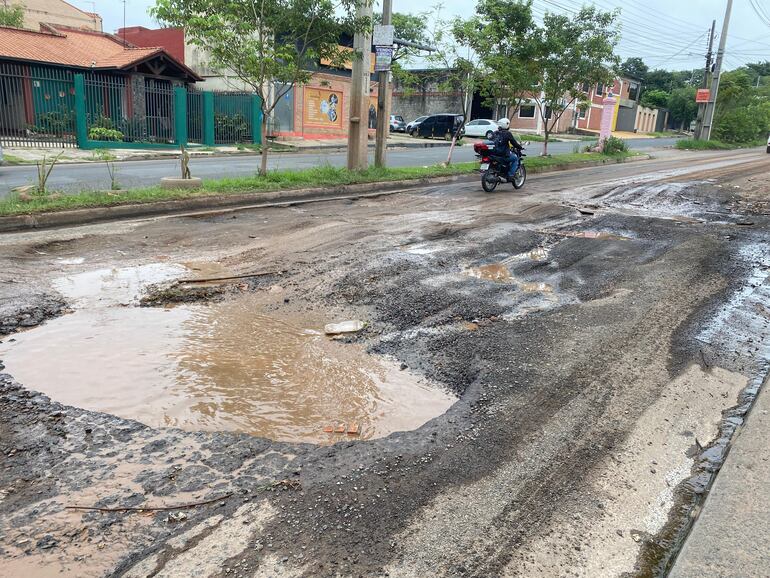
[0,152,636,217]
[675,138,765,151]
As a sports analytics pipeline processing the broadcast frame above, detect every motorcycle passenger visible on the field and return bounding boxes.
[492,118,523,180]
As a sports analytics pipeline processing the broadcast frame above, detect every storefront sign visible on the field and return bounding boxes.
[304,87,344,129]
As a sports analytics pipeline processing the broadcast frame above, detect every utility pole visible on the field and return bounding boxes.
[702,0,733,141]
[374,0,392,168]
[347,1,373,171]
[694,20,716,139]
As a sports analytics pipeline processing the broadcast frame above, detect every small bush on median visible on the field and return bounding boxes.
[602,136,628,155]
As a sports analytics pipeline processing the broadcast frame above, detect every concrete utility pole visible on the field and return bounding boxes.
[347,2,374,171]
[702,0,733,141]
[374,0,392,168]
[694,20,716,139]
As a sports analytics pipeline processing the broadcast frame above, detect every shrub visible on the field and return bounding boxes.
[89,127,124,142]
[603,136,628,155]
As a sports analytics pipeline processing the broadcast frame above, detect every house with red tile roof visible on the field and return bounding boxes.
[0,23,201,146]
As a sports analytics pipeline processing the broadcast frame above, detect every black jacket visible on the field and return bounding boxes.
[493,128,523,152]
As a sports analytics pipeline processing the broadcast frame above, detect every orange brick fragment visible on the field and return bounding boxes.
[323,426,334,433]
[347,423,359,435]
[335,424,346,433]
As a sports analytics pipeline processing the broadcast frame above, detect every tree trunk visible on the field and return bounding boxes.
[445,127,461,166]
[543,127,549,156]
[259,113,269,176]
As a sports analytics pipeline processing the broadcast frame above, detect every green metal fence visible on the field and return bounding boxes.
[0,63,263,150]
[0,62,77,147]
[74,74,262,149]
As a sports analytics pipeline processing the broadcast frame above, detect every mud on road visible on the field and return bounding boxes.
[0,150,769,577]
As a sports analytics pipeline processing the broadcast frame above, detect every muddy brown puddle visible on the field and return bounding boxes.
[0,265,455,444]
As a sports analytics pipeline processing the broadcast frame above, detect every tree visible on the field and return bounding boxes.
[152,0,368,175]
[667,87,698,130]
[453,0,537,121]
[417,9,481,165]
[620,57,648,82]
[640,88,669,109]
[0,3,24,28]
[530,6,620,155]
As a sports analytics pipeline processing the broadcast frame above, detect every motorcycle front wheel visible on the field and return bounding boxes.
[512,165,527,189]
[481,169,499,192]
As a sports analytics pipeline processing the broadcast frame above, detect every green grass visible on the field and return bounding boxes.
[675,139,764,151]
[1,153,25,165]
[0,152,639,217]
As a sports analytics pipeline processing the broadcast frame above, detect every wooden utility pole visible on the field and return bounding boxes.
[374,0,393,168]
[702,0,733,141]
[694,20,716,140]
[347,2,374,171]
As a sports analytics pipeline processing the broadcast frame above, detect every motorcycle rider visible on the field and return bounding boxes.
[492,118,523,181]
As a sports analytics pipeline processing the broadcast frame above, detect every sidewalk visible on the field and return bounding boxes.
[670,372,770,577]
[3,134,451,165]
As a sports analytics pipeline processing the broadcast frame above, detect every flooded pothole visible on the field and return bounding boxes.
[0,265,456,444]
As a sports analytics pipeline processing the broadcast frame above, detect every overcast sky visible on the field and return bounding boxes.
[79,0,769,72]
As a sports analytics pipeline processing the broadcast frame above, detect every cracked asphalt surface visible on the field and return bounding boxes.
[0,147,769,577]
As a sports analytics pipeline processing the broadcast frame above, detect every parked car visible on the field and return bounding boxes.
[406,115,428,135]
[416,114,464,140]
[389,115,406,132]
[767,133,770,153]
[461,119,499,139]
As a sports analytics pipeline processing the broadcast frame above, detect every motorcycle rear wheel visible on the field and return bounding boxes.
[481,170,499,192]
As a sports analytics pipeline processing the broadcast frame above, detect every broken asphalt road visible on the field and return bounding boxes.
[0,147,768,577]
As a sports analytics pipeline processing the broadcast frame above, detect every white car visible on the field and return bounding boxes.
[767,133,770,154]
[462,119,499,139]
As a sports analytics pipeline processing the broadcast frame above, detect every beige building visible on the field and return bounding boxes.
[3,0,102,31]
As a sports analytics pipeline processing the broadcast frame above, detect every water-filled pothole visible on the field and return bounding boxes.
[0,265,455,444]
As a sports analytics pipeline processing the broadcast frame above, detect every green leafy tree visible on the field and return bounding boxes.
[152,0,368,175]
[0,3,24,28]
[712,69,770,143]
[619,57,648,82]
[667,87,698,130]
[640,88,669,109]
[416,8,480,165]
[453,0,537,120]
[530,6,620,154]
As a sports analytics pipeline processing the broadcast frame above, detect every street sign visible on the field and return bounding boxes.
[373,24,394,47]
[374,46,393,72]
[696,89,710,103]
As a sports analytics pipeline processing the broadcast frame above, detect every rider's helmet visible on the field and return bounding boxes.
[497,118,510,130]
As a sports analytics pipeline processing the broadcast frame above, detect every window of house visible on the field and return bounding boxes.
[628,82,639,101]
[581,82,590,93]
[544,106,552,119]
[596,83,604,96]
[578,107,587,119]
[519,104,536,118]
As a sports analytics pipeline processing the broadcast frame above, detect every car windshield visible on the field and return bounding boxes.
[415,116,427,122]
[395,116,404,122]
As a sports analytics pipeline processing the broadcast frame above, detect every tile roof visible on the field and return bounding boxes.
[0,24,166,71]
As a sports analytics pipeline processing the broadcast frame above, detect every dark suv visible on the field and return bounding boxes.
[416,114,464,139]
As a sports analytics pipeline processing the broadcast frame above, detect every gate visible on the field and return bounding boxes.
[0,62,77,147]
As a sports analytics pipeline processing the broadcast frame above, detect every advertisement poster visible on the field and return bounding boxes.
[304,87,344,129]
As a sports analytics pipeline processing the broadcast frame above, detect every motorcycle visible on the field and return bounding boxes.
[473,141,527,192]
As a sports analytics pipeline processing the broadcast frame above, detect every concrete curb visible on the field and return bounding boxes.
[0,155,650,233]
